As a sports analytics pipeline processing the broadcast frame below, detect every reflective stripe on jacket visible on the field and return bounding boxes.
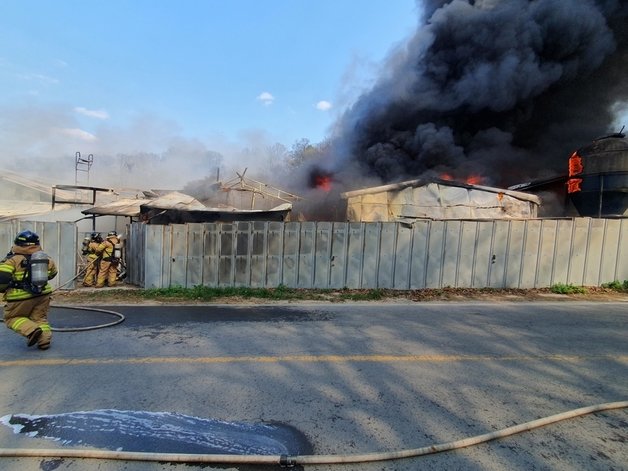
[0,245,58,301]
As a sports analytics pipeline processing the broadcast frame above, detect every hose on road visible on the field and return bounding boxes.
[50,305,125,332]
[0,401,626,466]
[47,261,126,332]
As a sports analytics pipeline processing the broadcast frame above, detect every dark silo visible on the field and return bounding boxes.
[567,133,628,217]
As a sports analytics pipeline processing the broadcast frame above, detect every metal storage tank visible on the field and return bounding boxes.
[567,132,628,217]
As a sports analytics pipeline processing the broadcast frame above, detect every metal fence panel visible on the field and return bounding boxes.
[473,221,494,288]
[393,224,413,290]
[457,221,477,288]
[218,224,235,287]
[314,222,332,289]
[235,222,252,287]
[186,223,204,287]
[425,220,444,288]
[409,220,430,289]
[505,221,525,288]
[442,220,461,288]
[583,218,604,286]
[568,218,590,286]
[131,218,628,290]
[170,225,188,287]
[250,222,268,288]
[378,223,396,289]
[144,225,164,289]
[128,223,145,286]
[362,223,381,288]
[616,219,627,281]
[520,220,541,288]
[346,223,364,289]
[330,223,348,289]
[489,221,510,288]
[282,223,299,287]
[203,224,219,286]
[552,220,573,285]
[536,220,557,288]
[297,222,315,288]
[266,222,283,287]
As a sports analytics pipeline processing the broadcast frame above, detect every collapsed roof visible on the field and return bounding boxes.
[82,191,292,224]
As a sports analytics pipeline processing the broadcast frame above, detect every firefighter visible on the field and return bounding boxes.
[81,232,102,287]
[96,230,121,288]
[0,230,58,350]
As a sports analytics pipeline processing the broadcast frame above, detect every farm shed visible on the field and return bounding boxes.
[341,178,541,222]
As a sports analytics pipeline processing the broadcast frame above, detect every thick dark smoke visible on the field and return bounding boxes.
[329,0,628,188]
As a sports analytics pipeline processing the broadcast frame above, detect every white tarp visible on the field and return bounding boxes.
[342,180,540,222]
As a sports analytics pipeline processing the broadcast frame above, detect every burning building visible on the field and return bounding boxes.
[567,132,628,217]
[341,178,540,222]
[317,0,628,202]
[508,131,628,217]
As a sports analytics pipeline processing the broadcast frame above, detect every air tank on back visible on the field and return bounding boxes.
[566,132,628,217]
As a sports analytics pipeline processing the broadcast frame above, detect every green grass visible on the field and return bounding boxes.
[549,283,588,294]
[56,283,627,304]
[601,280,628,292]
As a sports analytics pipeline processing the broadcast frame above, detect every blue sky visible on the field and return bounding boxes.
[0,0,419,168]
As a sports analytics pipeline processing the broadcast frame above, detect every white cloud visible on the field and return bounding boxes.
[17,73,59,85]
[316,100,332,111]
[56,127,98,141]
[257,92,275,106]
[74,107,110,120]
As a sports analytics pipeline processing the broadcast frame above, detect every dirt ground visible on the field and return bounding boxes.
[51,285,628,305]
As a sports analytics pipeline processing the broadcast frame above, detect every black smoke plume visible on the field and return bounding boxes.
[329,0,628,188]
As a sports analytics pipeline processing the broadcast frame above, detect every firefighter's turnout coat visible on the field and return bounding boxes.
[0,244,58,349]
[82,240,101,287]
[96,235,120,288]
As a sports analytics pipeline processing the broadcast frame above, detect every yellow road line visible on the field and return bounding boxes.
[0,354,626,368]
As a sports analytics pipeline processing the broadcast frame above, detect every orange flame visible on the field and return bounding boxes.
[568,152,584,176]
[314,175,332,192]
[465,175,483,185]
[567,178,582,193]
[439,173,484,185]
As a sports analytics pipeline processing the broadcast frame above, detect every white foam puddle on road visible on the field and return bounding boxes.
[1,409,311,455]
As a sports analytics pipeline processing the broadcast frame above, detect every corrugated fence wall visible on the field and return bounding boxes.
[0,221,77,290]
[129,218,627,290]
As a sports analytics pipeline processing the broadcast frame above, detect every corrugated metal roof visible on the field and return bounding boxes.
[341,178,541,204]
[0,201,75,222]
[82,198,152,217]
[141,191,207,210]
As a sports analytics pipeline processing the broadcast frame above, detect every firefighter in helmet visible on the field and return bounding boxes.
[81,232,102,287]
[0,230,58,350]
[96,230,121,288]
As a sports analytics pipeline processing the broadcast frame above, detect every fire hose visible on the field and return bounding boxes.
[0,401,625,465]
[49,258,125,332]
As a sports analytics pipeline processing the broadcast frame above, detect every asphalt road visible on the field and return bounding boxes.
[0,301,626,471]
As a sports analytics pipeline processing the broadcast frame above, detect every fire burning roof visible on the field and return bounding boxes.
[341,178,541,222]
[341,178,540,203]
